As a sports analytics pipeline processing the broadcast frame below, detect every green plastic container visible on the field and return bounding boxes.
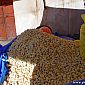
[80,14,85,59]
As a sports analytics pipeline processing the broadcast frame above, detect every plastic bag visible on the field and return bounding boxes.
[0,37,16,84]
[80,14,85,59]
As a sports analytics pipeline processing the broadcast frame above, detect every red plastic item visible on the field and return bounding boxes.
[39,26,52,34]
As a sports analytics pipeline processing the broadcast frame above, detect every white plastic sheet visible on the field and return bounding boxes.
[46,0,84,9]
[13,0,44,35]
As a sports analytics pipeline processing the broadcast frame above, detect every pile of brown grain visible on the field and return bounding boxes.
[6,29,85,85]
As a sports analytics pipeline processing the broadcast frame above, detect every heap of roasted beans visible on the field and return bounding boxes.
[5,29,85,85]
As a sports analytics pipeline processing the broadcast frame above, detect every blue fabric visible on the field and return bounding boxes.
[0,53,8,84]
[65,79,85,85]
[1,37,17,53]
[60,36,74,40]
[54,32,74,40]
[0,37,16,84]
[54,32,61,36]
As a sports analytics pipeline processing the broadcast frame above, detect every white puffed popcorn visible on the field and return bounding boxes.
[4,56,36,85]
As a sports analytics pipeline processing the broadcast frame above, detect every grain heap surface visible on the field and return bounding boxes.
[7,29,85,85]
